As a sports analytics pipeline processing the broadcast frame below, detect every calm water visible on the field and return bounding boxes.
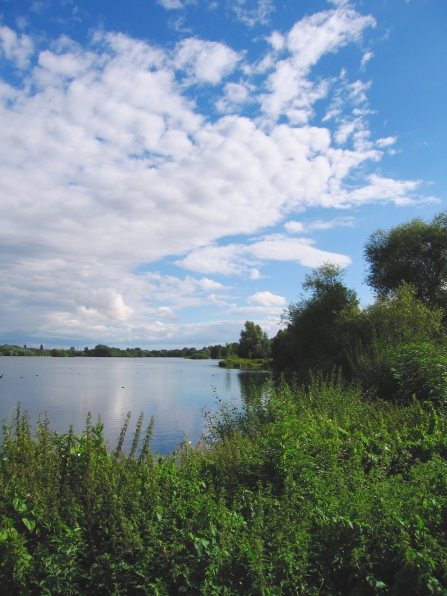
[0,357,270,454]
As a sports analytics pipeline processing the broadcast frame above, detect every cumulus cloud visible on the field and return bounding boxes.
[0,6,430,344]
[248,291,286,306]
[0,25,33,68]
[75,289,134,321]
[173,38,241,84]
[284,221,305,233]
[249,268,264,280]
[258,7,375,125]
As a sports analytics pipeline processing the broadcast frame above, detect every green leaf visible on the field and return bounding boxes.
[13,498,27,513]
[22,517,36,531]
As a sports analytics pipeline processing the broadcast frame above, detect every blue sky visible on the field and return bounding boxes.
[0,0,445,349]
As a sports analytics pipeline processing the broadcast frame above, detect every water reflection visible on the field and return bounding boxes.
[237,370,271,400]
[0,357,271,454]
[225,371,232,392]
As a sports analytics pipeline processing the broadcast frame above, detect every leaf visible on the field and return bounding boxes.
[13,497,27,513]
[22,517,36,531]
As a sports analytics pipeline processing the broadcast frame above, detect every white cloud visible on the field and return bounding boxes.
[197,277,226,291]
[175,245,243,276]
[258,7,375,125]
[216,82,251,113]
[284,221,305,233]
[158,0,183,9]
[248,291,286,306]
[248,236,351,267]
[157,306,180,322]
[267,31,285,51]
[285,216,355,233]
[225,305,284,316]
[376,136,397,148]
[173,38,240,84]
[176,235,351,275]
[249,268,263,280]
[232,0,275,27]
[75,289,134,321]
[0,9,431,343]
[360,51,374,69]
[0,25,33,69]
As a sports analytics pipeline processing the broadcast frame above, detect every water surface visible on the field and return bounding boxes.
[0,357,269,454]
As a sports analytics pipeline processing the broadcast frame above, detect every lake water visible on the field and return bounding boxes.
[0,357,270,454]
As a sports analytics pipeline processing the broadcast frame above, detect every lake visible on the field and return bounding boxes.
[0,357,270,454]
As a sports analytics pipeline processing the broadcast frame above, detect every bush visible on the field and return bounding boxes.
[2,380,447,594]
[393,342,447,405]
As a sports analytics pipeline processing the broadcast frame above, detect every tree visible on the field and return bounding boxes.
[364,211,447,311]
[347,283,445,400]
[93,344,114,357]
[210,345,224,359]
[272,263,359,381]
[238,321,271,359]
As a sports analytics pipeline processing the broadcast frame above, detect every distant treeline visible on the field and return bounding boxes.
[0,345,50,357]
[0,343,229,359]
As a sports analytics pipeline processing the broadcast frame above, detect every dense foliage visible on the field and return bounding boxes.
[271,264,359,382]
[364,211,447,311]
[238,322,271,360]
[1,378,447,595]
[272,269,447,405]
[0,345,50,357]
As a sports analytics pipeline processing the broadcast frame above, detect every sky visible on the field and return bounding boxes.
[0,0,446,349]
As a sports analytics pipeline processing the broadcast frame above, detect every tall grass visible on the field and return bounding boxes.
[1,379,447,595]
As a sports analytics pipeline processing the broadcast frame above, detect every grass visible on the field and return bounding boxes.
[218,357,272,370]
[1,377,447,594]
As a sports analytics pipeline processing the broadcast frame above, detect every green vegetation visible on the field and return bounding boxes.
[0,345,50,357]
[364,211,447,311]
[271,263,358,383]
[218,356,272,370]
[2,211,447,593]
[219,322,272,369]
[2,377,447,594]
[0,344,227,359]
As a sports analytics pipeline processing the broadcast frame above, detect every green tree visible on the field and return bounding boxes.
[347,283,446,400]
[364,211,447,311]
[210,345,223,359]
[238,321,271,359]
[93,344,114,357]
[272,263,359,381]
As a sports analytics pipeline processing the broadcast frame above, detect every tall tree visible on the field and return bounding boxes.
[238,321,271,359]
[364,211,447,311]
[271,263,359,381]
